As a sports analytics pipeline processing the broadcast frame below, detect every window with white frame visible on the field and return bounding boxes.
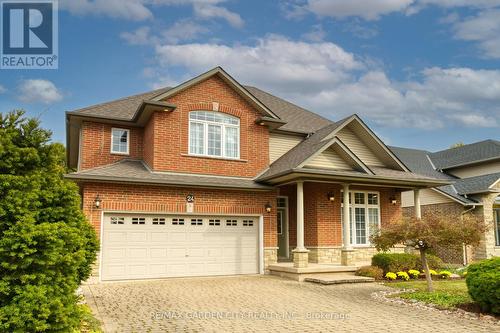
[189,111,240,158]
[111,128,129,154]
[341,191,380,245]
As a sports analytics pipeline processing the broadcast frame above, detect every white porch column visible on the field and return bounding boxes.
[341,183,354,266]
[342,184,352,250]
[414,188,422,219]
[293,181,308,268]
[295,181,306,251]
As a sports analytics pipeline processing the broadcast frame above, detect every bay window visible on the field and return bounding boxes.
[189,111,240,159]
[341,191,381,246]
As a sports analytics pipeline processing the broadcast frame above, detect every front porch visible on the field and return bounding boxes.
[265,178,430,280]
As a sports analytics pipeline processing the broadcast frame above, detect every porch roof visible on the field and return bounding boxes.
[258,167,451,188]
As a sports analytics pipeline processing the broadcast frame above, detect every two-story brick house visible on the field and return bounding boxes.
[391,141,500,264]
[65,67,448,281]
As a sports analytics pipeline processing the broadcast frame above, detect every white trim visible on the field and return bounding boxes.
[277,195,289,259]
[489,177,500,190]
[99,209,104,282]
[341,190,381,246]
[323,115,409,172]
[188,111,240,159]
[110,128,130,155]
[77,127,83,171]
[298,137,374,175]
[259,215,264,274]
[99,210,264,280]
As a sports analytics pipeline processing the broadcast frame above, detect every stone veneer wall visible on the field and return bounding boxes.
[307,246,406,265]
[473,193,500,260]
[264,247,278,271]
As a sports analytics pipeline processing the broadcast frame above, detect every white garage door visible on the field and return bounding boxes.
[101,213,260,281]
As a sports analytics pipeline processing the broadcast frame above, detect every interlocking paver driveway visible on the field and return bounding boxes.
[82,275,498,333]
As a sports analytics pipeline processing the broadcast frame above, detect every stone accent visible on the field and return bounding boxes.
[264,247,278,271]
[307,247,341,264]
[292,249,309,268]
[341,249,356,266]
[307,246,405,266]
[473,193,500,260]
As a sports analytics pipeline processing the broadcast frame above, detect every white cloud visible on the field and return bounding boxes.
[162,20,210,43]
[0,85,6,94]
[306,0,414,20]
[451,9,500,58]
[154,35,363,93]
[17,80,63,104]
[293,0,500,20]
[193,2,244,28]
[60,0,153,21]
[301,24,326,42]
[61,0,244,27]
[120,26,155,45]
[150,36,500,129]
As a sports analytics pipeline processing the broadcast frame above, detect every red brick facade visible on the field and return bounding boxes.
[82,182,278,247]
[280,183,402,248]
[80,122,144,170]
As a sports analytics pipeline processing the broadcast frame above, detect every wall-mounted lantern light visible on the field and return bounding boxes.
[390,196,397,205]
[327,192,335,202]
[265,202,272,213]
[94,194,101,209]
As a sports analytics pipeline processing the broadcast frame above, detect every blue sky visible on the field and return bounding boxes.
[0,0,499,151]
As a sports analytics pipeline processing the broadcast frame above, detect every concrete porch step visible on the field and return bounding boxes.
[304,274,374,285]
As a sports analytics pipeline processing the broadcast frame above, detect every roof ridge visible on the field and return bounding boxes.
[431,139,497,155]
[70,87,171,113]
[243,85,334,125]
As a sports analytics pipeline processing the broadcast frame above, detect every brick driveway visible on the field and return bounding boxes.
[82,275,498,333]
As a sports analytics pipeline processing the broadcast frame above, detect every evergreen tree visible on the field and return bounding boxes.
[0,110,98,332]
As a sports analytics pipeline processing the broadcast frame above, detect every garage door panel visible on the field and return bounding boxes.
[102,214,259,281]
[150,248,168,258]
[128,232,147,242]
[151,232,169,242]
[107,232,127,242]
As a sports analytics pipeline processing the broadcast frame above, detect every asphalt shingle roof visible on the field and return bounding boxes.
[244,86,332,133]
[65,159,273,190]
[69,87,172,120]
[390,145,500,204]
[453,172,500,195]
[429,140,500,170]
[68,84,332,134]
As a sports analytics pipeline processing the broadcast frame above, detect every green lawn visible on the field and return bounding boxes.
[385,280,472,309]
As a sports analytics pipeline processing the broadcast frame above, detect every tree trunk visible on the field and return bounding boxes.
[420,248,433,292]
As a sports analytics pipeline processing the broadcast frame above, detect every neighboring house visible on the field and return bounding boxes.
[65,67,447,281]
[391,141,500,264]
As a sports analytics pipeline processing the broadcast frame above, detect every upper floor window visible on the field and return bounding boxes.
[111,128,129,154]
[189,111,240,159]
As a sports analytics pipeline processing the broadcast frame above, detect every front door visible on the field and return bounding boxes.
[277,197,288,259]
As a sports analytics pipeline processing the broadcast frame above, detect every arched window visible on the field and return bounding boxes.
[189,111,240,158]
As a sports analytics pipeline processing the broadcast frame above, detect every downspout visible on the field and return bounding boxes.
[461,205,476,266]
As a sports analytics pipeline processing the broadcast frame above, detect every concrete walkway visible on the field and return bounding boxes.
[82,275,498,333]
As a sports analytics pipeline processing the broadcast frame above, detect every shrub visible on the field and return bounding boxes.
[466,257,500,314]
[397,271,410,281]
[355,266,384,280]
[439,270,452,279]
[408,269,420,279]
[372,253,417,273]
[416,254,444,271]
[385,272,397,280]
[0,111,99,332]
[428,269,438,275]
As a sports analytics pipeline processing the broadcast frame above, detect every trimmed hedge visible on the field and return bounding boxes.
[355,266,384,280]
[466,257,500,314]
[372,253,444,273]
[371,253,417,273]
